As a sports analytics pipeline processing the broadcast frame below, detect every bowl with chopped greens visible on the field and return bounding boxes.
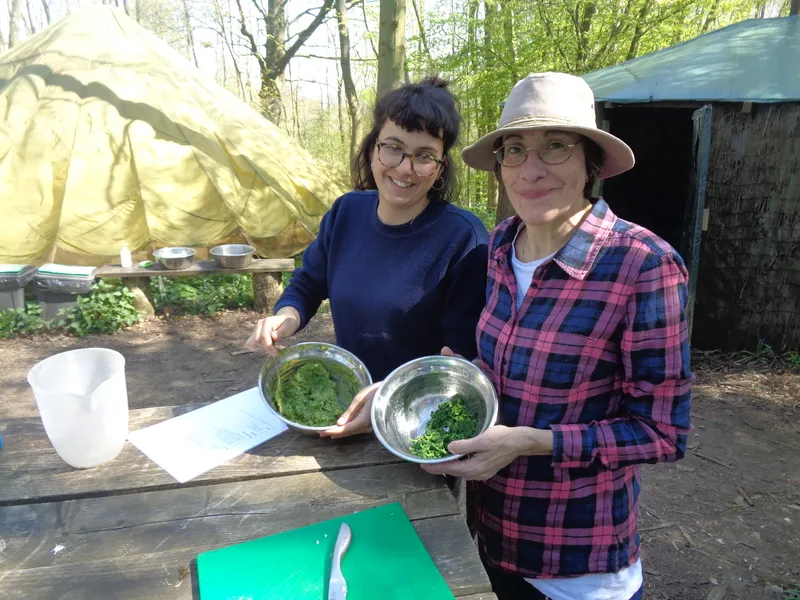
[258,342,372,433]
[371,356,498,464]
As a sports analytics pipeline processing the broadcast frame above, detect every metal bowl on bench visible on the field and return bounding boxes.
[153,247,196,270]
[210,244,256,269]
[371,355,498,464]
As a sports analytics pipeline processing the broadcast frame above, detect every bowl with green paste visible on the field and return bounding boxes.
[258,342,371,433]
[371,356,498,464]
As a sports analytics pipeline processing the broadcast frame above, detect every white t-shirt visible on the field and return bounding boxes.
[512,225,644,599]
[525,560,642,600]
[510,225,556,309]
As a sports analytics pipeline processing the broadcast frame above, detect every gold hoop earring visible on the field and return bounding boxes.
[431,178,445,191]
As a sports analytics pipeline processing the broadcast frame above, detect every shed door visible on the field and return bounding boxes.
[680,105,712,340]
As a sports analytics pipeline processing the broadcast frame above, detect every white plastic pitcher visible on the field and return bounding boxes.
[27,348,129,468]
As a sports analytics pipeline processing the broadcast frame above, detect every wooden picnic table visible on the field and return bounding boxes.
[0,403,497,600]
[95,258,295,315]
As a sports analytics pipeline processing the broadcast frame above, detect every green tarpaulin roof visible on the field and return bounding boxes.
[583,16,800,104]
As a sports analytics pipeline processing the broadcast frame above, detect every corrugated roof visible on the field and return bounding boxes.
[582,16,800,103]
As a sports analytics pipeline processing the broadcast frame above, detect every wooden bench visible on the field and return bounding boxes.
[95,258,295,316]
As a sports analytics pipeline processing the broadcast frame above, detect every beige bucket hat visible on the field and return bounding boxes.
[462,72,635,178]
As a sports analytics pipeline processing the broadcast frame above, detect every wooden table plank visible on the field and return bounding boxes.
[95,258,294,279]
[0,464,456,565]
[0,405,404,505]
[0,517,490,599]
[0,465,491,599]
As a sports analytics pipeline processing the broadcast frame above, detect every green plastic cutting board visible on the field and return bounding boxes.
[197,502,455,600]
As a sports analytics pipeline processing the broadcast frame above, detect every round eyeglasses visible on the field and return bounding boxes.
[494,140,581,167]
[376,142,444,177]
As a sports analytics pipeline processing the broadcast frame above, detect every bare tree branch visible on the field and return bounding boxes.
[25,0,37,35]
[410,0,431,64]
[360,0,378,58]
[234,0,268,72]
[248,0,268,24]
[212,0,247,99]
[295,53,375,61]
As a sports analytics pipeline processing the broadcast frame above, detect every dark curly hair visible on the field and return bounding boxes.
[353,76,461,204]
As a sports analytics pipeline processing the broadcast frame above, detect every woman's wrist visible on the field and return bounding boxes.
[276,306,301,332]
[513,427,555,457]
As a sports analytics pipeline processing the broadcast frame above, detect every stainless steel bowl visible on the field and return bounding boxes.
[371,356,498,464]
[153,247,196,270]
[210,244,256,269]
[258,342,372,434]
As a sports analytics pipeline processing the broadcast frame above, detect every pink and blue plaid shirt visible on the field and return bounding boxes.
[471,199,693,579]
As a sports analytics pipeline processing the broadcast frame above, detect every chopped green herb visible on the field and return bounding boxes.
[274,361,359,427]
[410,395,479,459]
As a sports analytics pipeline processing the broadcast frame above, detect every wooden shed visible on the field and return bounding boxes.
[583,16,800,351]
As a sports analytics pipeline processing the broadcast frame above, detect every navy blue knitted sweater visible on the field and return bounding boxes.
[275,190,489,380]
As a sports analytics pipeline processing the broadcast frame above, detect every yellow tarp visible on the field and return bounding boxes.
[0,7,347,266]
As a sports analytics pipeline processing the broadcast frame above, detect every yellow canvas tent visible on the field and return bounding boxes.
[0,7,347,265]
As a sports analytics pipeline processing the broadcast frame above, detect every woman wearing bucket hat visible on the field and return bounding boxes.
[424,72,694,599]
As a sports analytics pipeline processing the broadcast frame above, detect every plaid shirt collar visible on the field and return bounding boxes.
[493,198,617,281]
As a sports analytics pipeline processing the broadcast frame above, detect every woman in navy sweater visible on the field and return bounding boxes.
[245,77,489,437]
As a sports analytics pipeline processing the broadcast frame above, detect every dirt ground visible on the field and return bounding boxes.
[1,310,798,600]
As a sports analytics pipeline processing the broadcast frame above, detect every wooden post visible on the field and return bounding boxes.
[253,272,283,313]
[125,276,155,317]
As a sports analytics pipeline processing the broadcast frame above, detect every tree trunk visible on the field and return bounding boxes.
[9,0,23,48]
[121,0,130,16]
[181,0,199,68]
[377,0,406,98]
[260,0,288,123]
[335,0,363,163]
[701,0,720,32]
[237,0,333,123]
[495,181,515,225]
[487,172,498,212]
[575,1,597,70]
[626,0,652,60]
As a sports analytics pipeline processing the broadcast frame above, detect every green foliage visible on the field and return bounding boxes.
[466,203,497,232]
[151,273,254,316]
[783,584,800,600]
[737,339,800,368]
[0,302,50,338]
[404,0,777,220]
[62,281,143,337]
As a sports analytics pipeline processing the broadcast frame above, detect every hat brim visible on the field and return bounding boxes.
[461,119,635,179]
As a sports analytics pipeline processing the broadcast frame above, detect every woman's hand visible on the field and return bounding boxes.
[244,307,301,355]
[441,346,481,368]
[421,425,554,481]
[319,382,382,439]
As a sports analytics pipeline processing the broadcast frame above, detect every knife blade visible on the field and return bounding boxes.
[328,522,352,600]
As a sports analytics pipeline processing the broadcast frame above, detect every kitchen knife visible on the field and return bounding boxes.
[328,522,352,600]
